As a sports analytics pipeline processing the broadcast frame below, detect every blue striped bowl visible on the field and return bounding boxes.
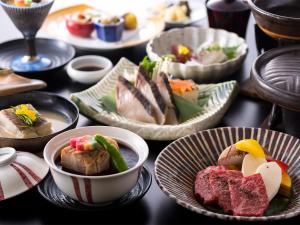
[155,127,300,221]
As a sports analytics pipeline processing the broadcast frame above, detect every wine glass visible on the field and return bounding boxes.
[0,0,54,72]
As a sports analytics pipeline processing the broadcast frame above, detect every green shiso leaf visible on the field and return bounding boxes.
[222,46,239,60]
[99,90,117,113]
[140,56,156,75]
[173,94,205,122]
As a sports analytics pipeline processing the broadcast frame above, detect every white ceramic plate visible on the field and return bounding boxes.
[147,27,248,82]
[40,4,165,51]
[70,58,238,140]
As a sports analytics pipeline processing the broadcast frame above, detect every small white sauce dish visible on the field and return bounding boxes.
[66,55,113,84]
[44,126,149,204]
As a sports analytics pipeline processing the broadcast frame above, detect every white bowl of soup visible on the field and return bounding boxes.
[44,126,148,203]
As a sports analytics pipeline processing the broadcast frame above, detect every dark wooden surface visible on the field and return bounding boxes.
[2,17,299,225]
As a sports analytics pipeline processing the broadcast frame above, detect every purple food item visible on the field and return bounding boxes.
[229,173,269,217]
[194,166,226,205]
[209,170,243,213]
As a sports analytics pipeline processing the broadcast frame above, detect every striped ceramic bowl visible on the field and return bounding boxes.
[155,127,300,221]
[44,126,149,204]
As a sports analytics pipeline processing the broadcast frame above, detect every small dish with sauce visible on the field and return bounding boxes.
[44,126,149,204]
[67,55,113,85]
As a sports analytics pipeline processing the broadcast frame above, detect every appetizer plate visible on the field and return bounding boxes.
[165,6,207,29]
[0,38,75,74]
[71,58,238,141]
[155,127,300,221]
[0,91,79,152]
[40,4,165,51]
[147,27,248,82]
[38,166,151,211]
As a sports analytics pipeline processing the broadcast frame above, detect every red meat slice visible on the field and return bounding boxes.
[229,173,269,217]
[209,170,243,213]
[194,166,225,205]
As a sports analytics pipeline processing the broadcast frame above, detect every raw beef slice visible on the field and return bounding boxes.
[209,170,243,213]
[229,173,269,217]
[194,166,225,205]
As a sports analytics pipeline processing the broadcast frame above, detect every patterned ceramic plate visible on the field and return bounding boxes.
[155,127,300,221]
[70,58,238,140]
[40,4,165,51]
[37,166,151,211]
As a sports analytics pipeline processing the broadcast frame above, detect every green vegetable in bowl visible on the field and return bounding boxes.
[94,134,128,172]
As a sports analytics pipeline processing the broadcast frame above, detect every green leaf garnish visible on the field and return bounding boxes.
[140,56,156,75]
[222,46,239,60]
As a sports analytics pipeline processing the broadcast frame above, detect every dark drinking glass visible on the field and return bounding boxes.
[206,0,250,38]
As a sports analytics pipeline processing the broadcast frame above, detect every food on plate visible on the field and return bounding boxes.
[94,15,124,42]
[218,145,246,169]
[164,1,191,23]
[228,174,269,216]
[0,104,52,138]
[100,56,210,125]
[280,172,292,197]
[66,13,94,37]
[123,12,138,30]
[60,134,128,176]
[256,162,282,201]
[195,139,292,217]
[164,43,240,65]
[11,0,43,7]
[235,139,265,158]
[241,153,267,176]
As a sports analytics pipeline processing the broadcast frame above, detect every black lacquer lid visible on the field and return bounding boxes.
[251,45,300,112]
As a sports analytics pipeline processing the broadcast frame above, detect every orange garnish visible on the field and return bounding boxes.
[169,79,194,95]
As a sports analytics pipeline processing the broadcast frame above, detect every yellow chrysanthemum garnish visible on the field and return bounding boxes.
[178,45,190,55]
[13,104,37,127]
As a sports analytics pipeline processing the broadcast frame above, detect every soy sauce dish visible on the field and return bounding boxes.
[66,55,113,84]
[44,126,148,204]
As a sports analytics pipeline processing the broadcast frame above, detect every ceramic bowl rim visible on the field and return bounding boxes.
[0,0,54,9]
[0,91,79,141]
[247,0,300,22]
[44,126,149,179]
[94,17,124,28]
[147,26,248,68]
[67,55,113,75]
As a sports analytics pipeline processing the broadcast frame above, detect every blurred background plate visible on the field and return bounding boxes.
[40,4,165,51]
[0,38,75,75]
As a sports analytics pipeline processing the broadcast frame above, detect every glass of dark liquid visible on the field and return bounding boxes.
[206,0,250,38]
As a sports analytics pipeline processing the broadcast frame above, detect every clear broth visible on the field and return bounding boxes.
[40,111,69,133]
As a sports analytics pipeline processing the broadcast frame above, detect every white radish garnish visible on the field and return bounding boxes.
[256,162,282,201]
[242,153,267,176]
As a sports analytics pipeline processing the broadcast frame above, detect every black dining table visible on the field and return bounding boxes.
[0,13,298,225]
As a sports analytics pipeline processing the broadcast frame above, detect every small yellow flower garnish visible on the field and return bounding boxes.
[178,45,190,55]
[14,104,37,124]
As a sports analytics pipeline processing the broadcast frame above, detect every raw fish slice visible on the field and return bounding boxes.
[61,145,110,175]
[155,72,179,124]
[0,107,38,138]
[135,67,166,125]
[116,76,157,124]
